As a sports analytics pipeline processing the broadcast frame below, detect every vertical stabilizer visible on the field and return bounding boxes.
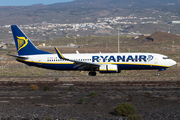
[11,25,51,55]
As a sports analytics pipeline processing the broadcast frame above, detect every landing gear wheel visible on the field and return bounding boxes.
[88,72,96,76]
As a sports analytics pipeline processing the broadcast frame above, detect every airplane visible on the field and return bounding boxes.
[9,25,176,76]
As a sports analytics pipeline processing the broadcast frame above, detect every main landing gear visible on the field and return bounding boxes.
[88,71,96,76]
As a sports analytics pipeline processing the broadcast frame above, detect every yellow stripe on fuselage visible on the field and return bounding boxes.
[100,69,117,71]
[17,59,73,64]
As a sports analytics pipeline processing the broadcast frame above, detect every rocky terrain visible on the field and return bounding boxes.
[0,76,180,120]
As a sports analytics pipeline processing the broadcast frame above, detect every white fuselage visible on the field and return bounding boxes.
[17,52,176,71]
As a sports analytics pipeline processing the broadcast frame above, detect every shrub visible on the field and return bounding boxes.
[9,81,14,85]
[177,80,180,85]
[44,117,52,120]
[30,84,38,91]
[54,77,59,81]
[44,85,51,91]
[68,85,75,91]
[97,114,103,118]
[113,102,137,116]
[78,97,86,104]
[128,114,143,120]
[89,90,98,97]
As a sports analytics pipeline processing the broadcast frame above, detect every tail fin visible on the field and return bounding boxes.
[11,25,51,55]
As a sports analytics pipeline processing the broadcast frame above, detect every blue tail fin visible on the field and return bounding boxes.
[11,25,51,55]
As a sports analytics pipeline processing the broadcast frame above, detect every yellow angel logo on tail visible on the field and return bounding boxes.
[17,36,28,51]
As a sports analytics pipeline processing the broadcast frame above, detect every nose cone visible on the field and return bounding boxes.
[170,59,176,66]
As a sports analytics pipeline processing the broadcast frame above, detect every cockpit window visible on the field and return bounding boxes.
[163,57,169,59]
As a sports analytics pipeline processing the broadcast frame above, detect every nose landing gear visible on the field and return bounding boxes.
[157,68,166,76]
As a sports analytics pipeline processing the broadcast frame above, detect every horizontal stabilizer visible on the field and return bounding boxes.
[6,54,28,60]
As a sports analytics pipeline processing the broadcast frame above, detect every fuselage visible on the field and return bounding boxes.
[17,52,176,71]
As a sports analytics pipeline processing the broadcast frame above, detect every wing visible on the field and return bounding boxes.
[54,47,100,70]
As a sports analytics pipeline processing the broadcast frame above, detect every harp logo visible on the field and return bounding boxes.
[148,55,153,62]
[17,36,28,51]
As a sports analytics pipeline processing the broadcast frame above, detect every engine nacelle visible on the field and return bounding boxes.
[99,64,118,73]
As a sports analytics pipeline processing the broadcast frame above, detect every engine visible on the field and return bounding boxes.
[99,64,118,73]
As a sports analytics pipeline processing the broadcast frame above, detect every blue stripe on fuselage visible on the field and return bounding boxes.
[17,59,167,71]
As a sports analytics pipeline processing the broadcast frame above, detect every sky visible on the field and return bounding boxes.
[0,0,74,6]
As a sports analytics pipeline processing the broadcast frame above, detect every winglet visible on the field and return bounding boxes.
[54,47,65,59]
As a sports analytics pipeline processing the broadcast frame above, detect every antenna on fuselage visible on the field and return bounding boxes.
[76,51,79,54]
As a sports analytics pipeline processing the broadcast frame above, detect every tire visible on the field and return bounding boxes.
[89,72,96,76]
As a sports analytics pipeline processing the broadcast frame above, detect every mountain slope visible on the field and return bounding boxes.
[0,0,180,25]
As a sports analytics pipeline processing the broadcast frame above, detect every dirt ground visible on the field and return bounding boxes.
[0,76,180,120]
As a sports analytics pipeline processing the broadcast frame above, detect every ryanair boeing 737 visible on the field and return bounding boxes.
[10,25,176,76]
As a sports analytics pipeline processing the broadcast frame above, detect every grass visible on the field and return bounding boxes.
[9,81,14,85]
[44,85,51,91]
[113,102,137,116]
[54,77,59,81]
[0,67,87,76]
[128,114,143,120]
[78,97,86,104]
[67,85,75,91]
[89,90,98,97]
[0,66,179,77]
[44,117,52,120]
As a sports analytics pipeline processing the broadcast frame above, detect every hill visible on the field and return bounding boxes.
[150,31,180,42]
[51,0,180,7]
[137,31,180,42]
[0,0,180,25]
